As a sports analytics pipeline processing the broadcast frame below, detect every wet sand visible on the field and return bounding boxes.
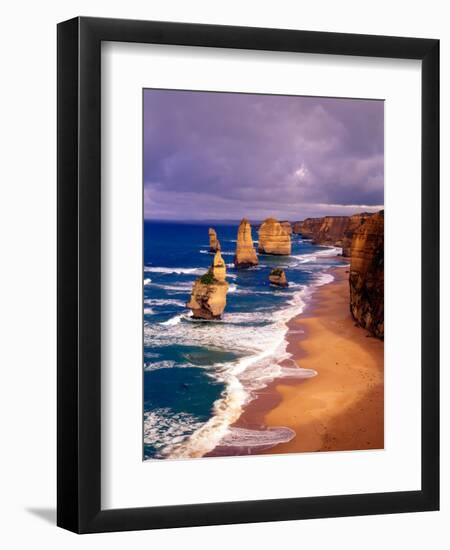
[227,266,384,455]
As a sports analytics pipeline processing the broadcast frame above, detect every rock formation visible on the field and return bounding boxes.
[258,218,291,255]
[211,249,226,282]
[186,251,228,320]
[313,216,351,247]
[234,218,258,268]
[293,218,323,237]
[208,228,221,253]
[293,214,374,256]
[349,211,384,339]
[280,221,292,235]
[269,268,288,287]
[292,221,302,234]
[342,213,373,257]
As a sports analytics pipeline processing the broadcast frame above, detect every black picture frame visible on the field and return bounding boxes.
[57,16,439,533]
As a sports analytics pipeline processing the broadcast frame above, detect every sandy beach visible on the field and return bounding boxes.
[232,265,384,455]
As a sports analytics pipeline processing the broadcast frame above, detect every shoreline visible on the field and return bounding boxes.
[208,264,384,457]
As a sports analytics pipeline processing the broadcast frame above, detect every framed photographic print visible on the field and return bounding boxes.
[57,17,439,533]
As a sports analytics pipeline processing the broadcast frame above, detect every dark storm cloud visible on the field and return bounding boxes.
[143,89,384,220]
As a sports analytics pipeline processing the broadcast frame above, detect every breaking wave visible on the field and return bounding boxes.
[143,234,344,459]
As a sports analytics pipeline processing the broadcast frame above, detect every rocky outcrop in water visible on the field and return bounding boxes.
[269,268,288,287]
[258,218,291,255]
[349,211,384,338]
[208,228,221,253]
[234,218,258,269]
[186,251,228,320]
[280,221,292,235]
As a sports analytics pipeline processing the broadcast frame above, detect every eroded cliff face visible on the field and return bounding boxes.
[293,218,323,238]
[186,251,228,319]
[314,216,351,246]
[294,214,374,255]
[292,221,302,234]
[258,218,291,255]
[342,213,373,257]
[296,216,350,245]
[208,228,221,253]
[234,218,258,268]
[349,211,384,338]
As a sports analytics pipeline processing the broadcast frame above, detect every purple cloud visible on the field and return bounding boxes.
[144,89,384,220]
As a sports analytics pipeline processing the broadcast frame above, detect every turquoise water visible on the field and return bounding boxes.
[143,221,346,459]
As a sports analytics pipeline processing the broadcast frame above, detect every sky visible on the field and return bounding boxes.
[143,89,384,221]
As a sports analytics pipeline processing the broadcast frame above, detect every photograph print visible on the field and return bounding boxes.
[143,89,384,460]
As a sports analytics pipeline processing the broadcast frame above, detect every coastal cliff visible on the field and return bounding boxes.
[186,251,228,319]
[349,211,384,338]
[293,218,322,237]
[342,213,373,257]
[295,216,350,246]
[258,218,291,255]
[234,218,258,268]
[293,213,374,257]
[313,216,351,247]
[208,228,221,252]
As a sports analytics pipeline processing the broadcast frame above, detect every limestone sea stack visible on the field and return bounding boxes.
[269,268,288,287]
[186,251,229,320]
[280,221,292,235]
[349,210,384,338]
[234,218,258,268]
[208,228,221,253]
[258,217,291,255]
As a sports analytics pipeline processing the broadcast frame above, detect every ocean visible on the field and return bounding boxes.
[143,221,347,459]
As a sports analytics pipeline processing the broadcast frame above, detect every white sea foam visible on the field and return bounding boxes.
[144,360,199,372]
[145,298,185,307]
[225,239,258,245]
[143,307,155,315]
[144,278,152,286]
[290,246,342,265]
[315,272,334,286]
[154,285,315,459]
[150,282,192,292]
[218,426,295,449]
[144,360,176,371]
[144,266,204,275]
[144,409,204,456]
[160,312,192,326]
[144,245,340,459]
[199,248,234,256]
[318,245,342,256]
